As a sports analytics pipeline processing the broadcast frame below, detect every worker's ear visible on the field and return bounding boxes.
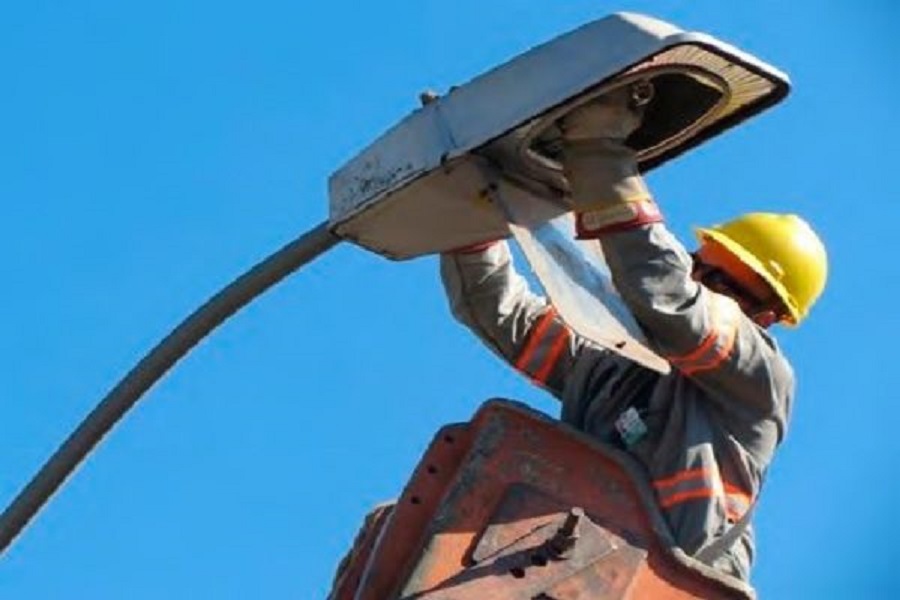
[752,310,777,329]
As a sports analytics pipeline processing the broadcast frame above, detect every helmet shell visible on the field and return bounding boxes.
[695,213,828,325]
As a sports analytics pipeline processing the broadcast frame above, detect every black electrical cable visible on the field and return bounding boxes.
[0,222,341,554]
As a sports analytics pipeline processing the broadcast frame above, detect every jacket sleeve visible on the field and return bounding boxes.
[440,241,589,399]
[598,224,794,430]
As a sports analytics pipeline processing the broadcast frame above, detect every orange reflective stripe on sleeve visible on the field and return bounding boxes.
[667,294,741,376]
[533,327,570,384]
[514,307,570,385]
[514,309,556,371]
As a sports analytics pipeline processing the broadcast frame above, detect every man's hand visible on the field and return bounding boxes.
[561,85,646,143]
[559,83,661,239]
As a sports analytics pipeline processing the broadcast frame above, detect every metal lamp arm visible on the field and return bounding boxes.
[0,221,341,554]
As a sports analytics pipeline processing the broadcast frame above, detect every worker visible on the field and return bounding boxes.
[440,83,828,580]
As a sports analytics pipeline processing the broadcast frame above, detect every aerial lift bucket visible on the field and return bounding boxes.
[0,13,788,595]
[329,400,756,600]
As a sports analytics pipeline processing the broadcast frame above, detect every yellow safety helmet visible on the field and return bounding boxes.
[695,213,828,325]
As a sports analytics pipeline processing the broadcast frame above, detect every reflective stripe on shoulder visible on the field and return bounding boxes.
[667,294,741,376]
[514,307,571,385]
[654,467,752,522]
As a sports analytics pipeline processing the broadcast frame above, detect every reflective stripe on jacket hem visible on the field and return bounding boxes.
[654,467,752,522]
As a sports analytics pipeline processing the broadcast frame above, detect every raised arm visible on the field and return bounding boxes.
[560,87,794,427]
[440,242,590,399]
[600,224,792,422]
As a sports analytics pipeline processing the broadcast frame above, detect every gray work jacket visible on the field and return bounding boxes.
[439,224,794,580]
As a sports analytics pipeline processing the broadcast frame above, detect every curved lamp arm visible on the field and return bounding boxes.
[0,222,341,553]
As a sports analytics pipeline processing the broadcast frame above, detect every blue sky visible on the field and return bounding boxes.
[1,1,898,598]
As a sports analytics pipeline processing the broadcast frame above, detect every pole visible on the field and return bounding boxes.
[0,221,341,553]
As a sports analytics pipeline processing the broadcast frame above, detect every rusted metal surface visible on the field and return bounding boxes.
[332,400,755,599]
[327,503,394,599]
[330,423,473,600]
[404,483,645,599]
[537,544,646,599]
